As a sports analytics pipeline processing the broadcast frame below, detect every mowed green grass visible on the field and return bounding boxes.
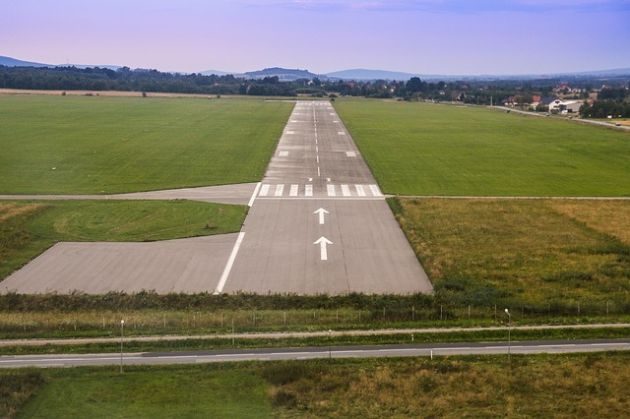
[0,200,246,280]
[390,198,630,306]
[15,366,272,418]
[335,99,630,196]
[0,95,293,194]
[4,353,630,418]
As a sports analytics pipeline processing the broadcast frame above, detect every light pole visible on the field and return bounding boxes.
[120,319,125,374]
[504,309,511,362]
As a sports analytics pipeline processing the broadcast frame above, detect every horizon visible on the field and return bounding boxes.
[3,0,630,75]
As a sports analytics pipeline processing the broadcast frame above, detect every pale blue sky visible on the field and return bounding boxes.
[2,0,629,74]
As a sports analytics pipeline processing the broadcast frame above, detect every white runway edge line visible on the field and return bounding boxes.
[248,182,262,207]
[213,231,246,294]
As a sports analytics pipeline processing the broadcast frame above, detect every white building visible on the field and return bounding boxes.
[548,99,582,114]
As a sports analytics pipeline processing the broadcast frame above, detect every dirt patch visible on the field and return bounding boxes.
[0,203,44,223]
[548,200,630,244]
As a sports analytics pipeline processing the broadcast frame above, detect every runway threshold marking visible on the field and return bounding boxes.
[259,184,270,197]
[341,184,351,196]
[327,184,336,196]
[369,184,382,197]
[274,184,285,197]
[305,184,313,197]
[213,231,246,294]
[290,184,299,197]
[355,185,366,196]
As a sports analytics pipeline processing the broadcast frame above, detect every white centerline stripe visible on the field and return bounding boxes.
[214,231,246,294]
[327,184,336,197]
[259,184,270,197]
[290,184,299,197]
[248,182,262,207]
[341,184,351,196]
[355,184,366,197]
[305,184,313,197]
[275,184,285,197]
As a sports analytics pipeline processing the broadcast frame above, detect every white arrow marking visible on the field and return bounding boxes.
[314,236,333,261]
[313,208,329,225]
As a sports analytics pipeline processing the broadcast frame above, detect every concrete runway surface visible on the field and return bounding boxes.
[2,101,431,295]
[1,235,239,294]
[222,101,432,294]
[1,340,627,368]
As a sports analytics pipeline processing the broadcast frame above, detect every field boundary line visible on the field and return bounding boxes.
[393,195,630,201]
[2,323,629,347]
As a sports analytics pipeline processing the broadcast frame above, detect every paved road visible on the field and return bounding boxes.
[1,340,627,368]
[222,101,432,294]
[0,183,258,206]
[2,323,628,348]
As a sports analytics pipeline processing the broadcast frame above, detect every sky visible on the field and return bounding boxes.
[2,0,630,75]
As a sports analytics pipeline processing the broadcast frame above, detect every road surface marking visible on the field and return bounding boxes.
[259,184,270,197]
[248,182,262,207]
[214,232,246,294]
[338,132,345,135]
[290,184,299,197]
[275,184,284,197]
[278,151,289,157]
[369,184,382,197]
[346,151,356,157]
[341,184,351,196]
[333,120,339,123]
[355,185,366,197]
[314,208,329,225]
[327,184,336,197]
[305,184,313,197]
[314,236,333,260]
[329,113,335,116]
[286,131,295,135]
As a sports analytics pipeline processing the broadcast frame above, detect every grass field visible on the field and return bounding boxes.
[0,200,246,280]
[0,95,293,194]
[335,99,630,196]
[390,198,630,306]
[3,353,629,418]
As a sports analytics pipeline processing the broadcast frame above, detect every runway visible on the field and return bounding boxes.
[1,340,627,368]
[222,101,432,294]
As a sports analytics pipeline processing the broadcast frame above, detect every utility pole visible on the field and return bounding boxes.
[120,319,125,374]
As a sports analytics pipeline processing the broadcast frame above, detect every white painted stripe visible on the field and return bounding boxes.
[327,184,336,197]
[333,120,339,123]
[278,150,289,157]
[286,131,295,134]
[214,232,246,294]
[305,184,313,197]
[275,184,285,197]
[290,120,299,122]
[290,184,298,197]
[248,182,262,207]
[355,184,366,197]
[346,151,356,157]
[341,184,351,196]
[369,184,382,197]
[259,184,270,196]
[338,132,345,135]
[329,113,335,115]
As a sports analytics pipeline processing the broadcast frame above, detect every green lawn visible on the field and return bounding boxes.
[15,365,272,418]
[335,99,630,196]
[390,198,630,307]
[0,200,246,280]
[0,95,293,194]
[3,353,629,418]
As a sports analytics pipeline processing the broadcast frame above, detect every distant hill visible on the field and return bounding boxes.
[200,69,239,77]
[325,69,421,81]
[244,67,320,81]
[0,56,50,68]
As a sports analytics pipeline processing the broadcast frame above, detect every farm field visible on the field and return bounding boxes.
[390,198,630,307]
[3,353,629,418]
[334,99,630,196]
[0,200,246,280]
[0,95,293,194]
